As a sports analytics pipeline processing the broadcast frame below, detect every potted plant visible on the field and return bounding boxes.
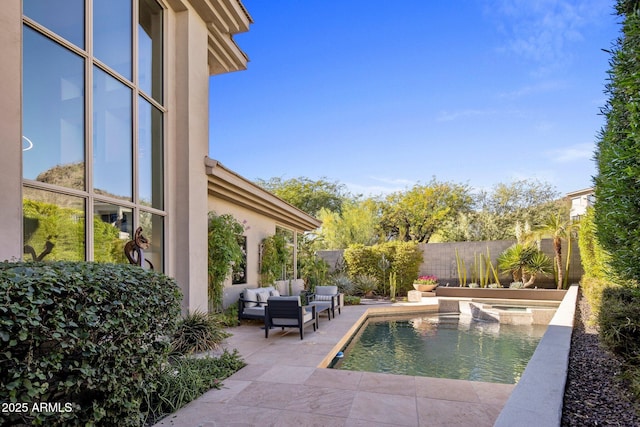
[413,275,439,292]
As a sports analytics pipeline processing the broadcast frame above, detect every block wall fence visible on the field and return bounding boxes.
[317,239,584,288]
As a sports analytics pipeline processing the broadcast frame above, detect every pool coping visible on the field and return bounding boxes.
[494,284,578,427]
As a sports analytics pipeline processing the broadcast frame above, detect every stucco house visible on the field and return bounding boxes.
[1,0,318,313]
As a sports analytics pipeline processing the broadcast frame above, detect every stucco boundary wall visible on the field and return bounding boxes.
[494,284,579,427]
[317,239,584,288]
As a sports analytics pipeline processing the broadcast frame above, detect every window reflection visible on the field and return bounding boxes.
[23,187,85,262]
[93,66,132,201]
[140,211,164,271]
[139,0,163,102]
[23,27,85,190]
[24,0,84,48]
[93,202,131,263]
[139,98,163,209]
[93,0,132,79]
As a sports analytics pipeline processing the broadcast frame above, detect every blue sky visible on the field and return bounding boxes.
[210,0,620,197]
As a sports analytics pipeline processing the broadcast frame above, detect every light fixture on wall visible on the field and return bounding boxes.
[22,135,34,151]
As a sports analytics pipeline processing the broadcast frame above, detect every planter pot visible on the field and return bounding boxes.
[413,283,437,292]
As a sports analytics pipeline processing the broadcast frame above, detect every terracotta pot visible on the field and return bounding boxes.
[413,283,437,292]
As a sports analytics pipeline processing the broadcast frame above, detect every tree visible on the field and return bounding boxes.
[594,0,640,284]
[255,176,350,216]
[379,179,473,243]
[316,199,381,249]
[537,211,573,289]
[437,179,562,242]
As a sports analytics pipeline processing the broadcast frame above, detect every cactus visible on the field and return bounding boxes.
[455,248,467,287]
[389,271,397,302]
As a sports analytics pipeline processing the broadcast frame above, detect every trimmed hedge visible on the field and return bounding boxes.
[0,261,182,426]
[344,241,422,295]
[594,0,640,284]
[598,286,640,362]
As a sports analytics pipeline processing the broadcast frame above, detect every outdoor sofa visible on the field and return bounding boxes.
[237,286,280,323]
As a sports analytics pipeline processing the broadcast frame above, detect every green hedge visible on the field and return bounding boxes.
[594,0,640,284]
[344,242,422,295]
[598,286,640,362]
[0,261,182,426]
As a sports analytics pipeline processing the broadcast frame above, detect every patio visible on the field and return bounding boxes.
[153,299,515,427]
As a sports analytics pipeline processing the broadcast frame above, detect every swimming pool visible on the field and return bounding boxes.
[329,312,547,384]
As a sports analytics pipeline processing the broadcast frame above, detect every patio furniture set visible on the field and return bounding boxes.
[237,285,343,340]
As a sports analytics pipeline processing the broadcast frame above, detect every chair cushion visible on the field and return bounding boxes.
[270,289,280,297]
[257,291,270,304]
[314,294,334,301]
[315,286,338,295]
[271,318,299,326]
[244,288,258,307]
[243,306,266,317]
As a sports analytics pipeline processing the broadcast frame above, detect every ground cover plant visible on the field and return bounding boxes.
[142,349,245,425]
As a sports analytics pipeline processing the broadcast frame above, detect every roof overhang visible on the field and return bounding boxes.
[205,157,322,232]
[565,187,594,198]
[181,0,253,74]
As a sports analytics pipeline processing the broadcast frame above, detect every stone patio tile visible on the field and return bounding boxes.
[471,381,515,406]
[344,419,411,427]
[416,397,501,427]
[414,376,480,403]
[273,410,346,427]
[153,402,280,427]
[227,363,272,381]
[304,368,363,390]
[196,380,252,403]
[348,391,418,426]
[228,382,304,410]
[255,365,315,384]
[283,385,356,417]
[358,371,417,396]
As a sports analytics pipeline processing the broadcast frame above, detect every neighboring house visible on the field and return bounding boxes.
[566,188,595,221]
[0,0,284,314]
[206,158,321,307]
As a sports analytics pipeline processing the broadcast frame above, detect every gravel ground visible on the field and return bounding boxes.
[561,295,640,426]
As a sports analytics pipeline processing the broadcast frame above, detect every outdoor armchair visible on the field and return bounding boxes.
[264,296,317,340]
[307,285,342,319]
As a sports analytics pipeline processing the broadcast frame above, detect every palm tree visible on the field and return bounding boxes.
[539,212,570,289]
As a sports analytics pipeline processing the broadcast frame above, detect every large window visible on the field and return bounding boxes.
[22,0,165,268]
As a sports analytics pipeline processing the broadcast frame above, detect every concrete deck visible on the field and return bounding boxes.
[153,299,516,427]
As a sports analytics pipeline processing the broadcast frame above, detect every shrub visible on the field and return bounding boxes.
[343,244,380,279]
[593,0,640,284]
[328,274,355,295]
[343,295,361,305]
[598,286,640,362]
[142,350,245,425]
[578,207,616,323]
[0,261,182,426]
[171,311,231,356]
[354,275,379,297]
[208,212,245,311]
[344,241,422,296]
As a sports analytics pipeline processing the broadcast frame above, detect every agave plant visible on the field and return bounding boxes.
[171,310,231,356]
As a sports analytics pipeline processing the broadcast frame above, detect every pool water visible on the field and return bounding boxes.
[330,313,547,384]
